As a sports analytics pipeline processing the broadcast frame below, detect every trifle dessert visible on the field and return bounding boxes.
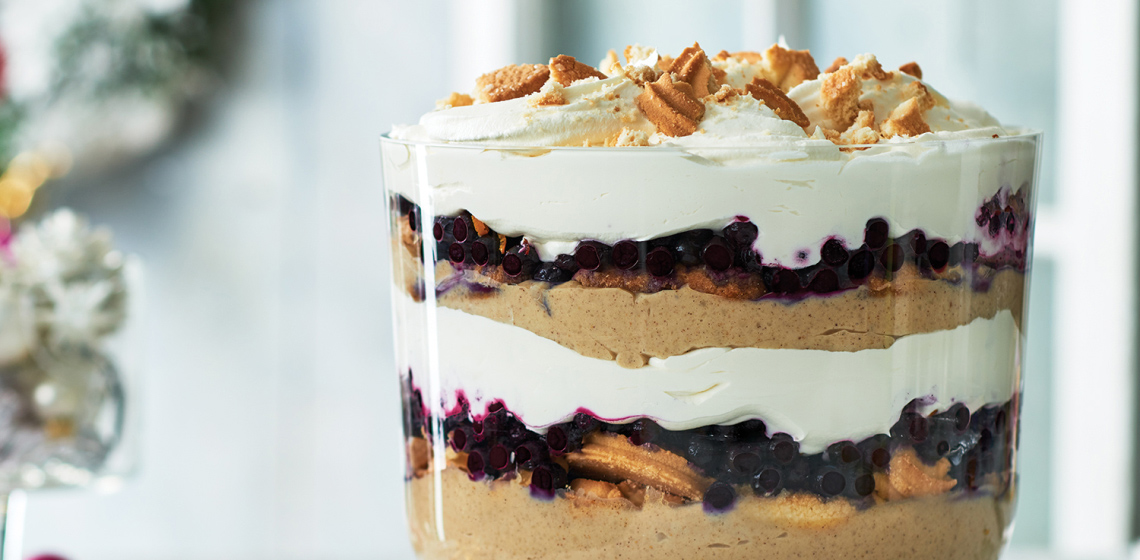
[382,43,1039,559]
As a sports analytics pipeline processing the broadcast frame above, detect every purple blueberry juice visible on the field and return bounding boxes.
[383,43,1039,559]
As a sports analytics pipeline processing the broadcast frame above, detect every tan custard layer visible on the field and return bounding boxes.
[435,261,1025,368]
[408,467,1010,560]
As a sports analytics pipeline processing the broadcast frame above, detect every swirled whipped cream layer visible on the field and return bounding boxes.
[385,44,1034,265]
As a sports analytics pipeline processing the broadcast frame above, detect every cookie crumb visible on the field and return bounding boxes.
[435,92,474,110]
[898,61,923,79]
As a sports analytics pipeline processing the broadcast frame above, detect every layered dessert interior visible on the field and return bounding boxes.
[384,43,1036,559]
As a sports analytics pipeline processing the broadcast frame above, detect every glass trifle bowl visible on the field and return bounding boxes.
[381,45,1040,560]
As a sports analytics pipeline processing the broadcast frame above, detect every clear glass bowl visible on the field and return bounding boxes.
[382,133,1040,560]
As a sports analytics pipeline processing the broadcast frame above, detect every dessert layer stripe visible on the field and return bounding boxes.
[406,300,1019,453]
[381,135,1037,266]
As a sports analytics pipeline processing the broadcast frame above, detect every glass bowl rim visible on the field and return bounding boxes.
[379,128,1042,152]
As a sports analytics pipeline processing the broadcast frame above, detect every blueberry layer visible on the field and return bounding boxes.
[394,190,1030,300]
[402,374,1015,510]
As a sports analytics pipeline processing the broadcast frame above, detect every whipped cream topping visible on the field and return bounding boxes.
[392,48,1008,148]
[787,55,1005,141]
[398,298,1019,454]
[396,76,657,147]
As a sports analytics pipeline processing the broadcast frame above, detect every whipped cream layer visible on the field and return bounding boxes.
[397,294,1020,454]
[382,135,1037,265]
[399,77,659,147]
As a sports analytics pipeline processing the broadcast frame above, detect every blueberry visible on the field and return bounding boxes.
[554,254,580,274]
[879,244,905,272]
[502,254,523,276]
[504,421,529,447]
[723,221,759,251]
[470,236,500,266]
[672,230,713,266]
[703,425,737,442]
[514,441,548,469]
[949,403,971,432]
[630,419,660,446]
[948,242,979,267]
[783,461,813,489]
[407,206,419,231]
[531,463,568,493]
[892,412,928,443]
[451,427,473,451]
[765,268,800,294]
[466,449,487,479]
[909,230,928,255]
[820,238,849,266]
[703,482,736,512]
[739,249,765,272]
[847,249,876,280]
[988,213,1002,236]
[612,240,641,270]
[818,469,846,496]
[853,474,876,497]
[533,262,566,282]
[432,220,446,242]
[489,444,511,470]
[546,426,568,453]
[857,435,891,470]
[1005,212,1016,233]
[928,241,950,270]
[865,219,889,249]
[770,434,798,464]
[936,440,950,456]
[503,246,538,277]
[574,242,608,271]
[807,268,839,293]
[686,437,726,472]
[452,216,471,243]
[646,247,675,277]
[733,419,768,442]
[827,441,861,465]
[702,237,734,271]
[753,467,782,495]
[574,413,599,432]
[730,448,763,475]
[448,243,466,264]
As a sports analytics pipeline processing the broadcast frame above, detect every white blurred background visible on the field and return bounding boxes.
[10,1,1137,559]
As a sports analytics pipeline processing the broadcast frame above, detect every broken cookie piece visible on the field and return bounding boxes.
[549,55,608,86]
[636,73,705,136]
[669,42,718,98]
[746,77,811,128]
[475,63,551,103]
